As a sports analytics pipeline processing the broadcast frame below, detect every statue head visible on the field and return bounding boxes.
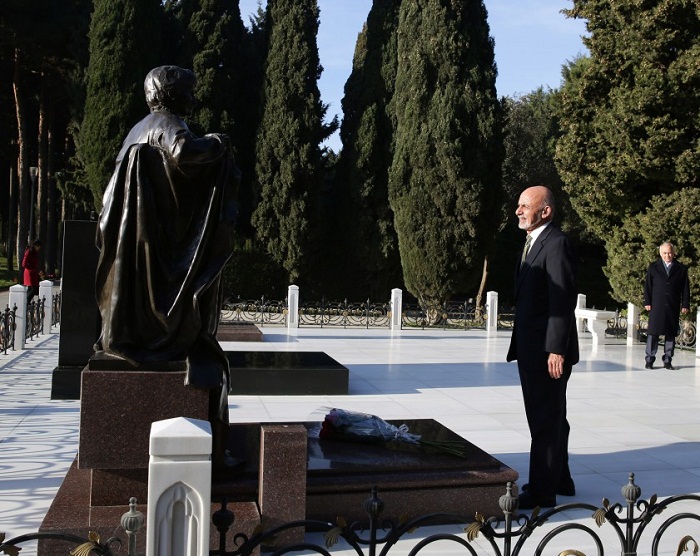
[144,66,196,117]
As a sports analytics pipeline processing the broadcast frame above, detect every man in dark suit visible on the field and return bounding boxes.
[643,242,690,370]
[507,185,578,509]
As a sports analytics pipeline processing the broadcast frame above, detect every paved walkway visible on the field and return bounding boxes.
[1,325,699,555]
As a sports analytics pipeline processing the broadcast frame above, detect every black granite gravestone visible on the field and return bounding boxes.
[216,419,519,523]
[51,220,100,399]
[226,351,349,395]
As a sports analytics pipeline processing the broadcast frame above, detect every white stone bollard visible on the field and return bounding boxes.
[696,307,700,359]
[287,284,299,329]
[390,288,402,331]
[576,294,587,334]
[147,417,212,556]
[627,303,639,346]
[39,280,53,335]
[9,284,27,350]
[485,291,498,334]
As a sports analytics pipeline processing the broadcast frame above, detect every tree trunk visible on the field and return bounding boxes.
[37,69,49,269]
[7,166,16,273]
[13,48,31,282]
[45,120,59,276]
[474,255,489,322]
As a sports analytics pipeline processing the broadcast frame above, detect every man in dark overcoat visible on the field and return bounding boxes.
[643,242,690,370]
[507,185,578,509]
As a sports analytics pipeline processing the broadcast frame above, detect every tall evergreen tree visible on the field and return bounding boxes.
[387,0,502,310]
[234,8,268,237]
[184,0,245,138]
[165,0,261,236]
[251,0,336,287]
[333,0,402,298]
[78,0,163,209]
[556,0,700,241]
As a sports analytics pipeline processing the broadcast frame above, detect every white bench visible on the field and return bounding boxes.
[575,308,617,345]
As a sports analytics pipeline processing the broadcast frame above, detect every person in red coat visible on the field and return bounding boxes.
[22,239,42,302]
[643,242,690,370]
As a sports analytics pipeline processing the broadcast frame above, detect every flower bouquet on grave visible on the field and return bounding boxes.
[318,407,469,458]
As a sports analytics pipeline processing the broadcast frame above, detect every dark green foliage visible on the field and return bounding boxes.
[605,188,700,309]
[333,0,403,298]
[556,0,700,241]
[491,89,613,307]
[187,0,245,138]
[230,4,268,238]
[165,0,261,238]
[78,0,164,209]
[502,91,562,220]
[251,0,336,287]
[387,0,503,308]
[221,239,288,301]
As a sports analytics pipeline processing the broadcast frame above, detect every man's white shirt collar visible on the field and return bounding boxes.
[527,222,550,243]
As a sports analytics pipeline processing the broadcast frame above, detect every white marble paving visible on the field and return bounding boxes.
[0,325,699,555]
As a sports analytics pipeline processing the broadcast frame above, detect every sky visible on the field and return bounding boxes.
[237,0,589,152]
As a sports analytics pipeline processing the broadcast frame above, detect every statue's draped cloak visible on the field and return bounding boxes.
[95,112,238,394]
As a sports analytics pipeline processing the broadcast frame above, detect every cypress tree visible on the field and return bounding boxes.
[78,0,163,209]
[186,0,246,138]
[334,0,402,298]
[251,0,333,287]
[388,0,502,310]
[556,0,700,241]
[234,9,267,237]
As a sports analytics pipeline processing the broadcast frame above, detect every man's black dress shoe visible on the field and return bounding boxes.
[518,491,556,510]
[645,362,653,369]
[522,479,575,497]
[664,362,675,370]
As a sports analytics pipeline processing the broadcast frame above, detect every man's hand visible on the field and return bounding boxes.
[548,353,565,379]
[644,305,651,311]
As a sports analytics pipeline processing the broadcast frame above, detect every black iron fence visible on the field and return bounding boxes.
[218,296,697,349]
[604,312,697,350]
[25,297,45,341]
[3,475,699,556]
[298,298,391,328]
[51,291,62,328]
[604,311,628,339]
[0,305,16,354]
[220,296,491,330]
[401,299,486,330]
[637,318,697,350]
[220,296,287,327]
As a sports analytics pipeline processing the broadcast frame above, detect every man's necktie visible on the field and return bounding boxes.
[521,235,532,267]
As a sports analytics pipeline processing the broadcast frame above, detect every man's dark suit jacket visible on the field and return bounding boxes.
[507,224,579,368]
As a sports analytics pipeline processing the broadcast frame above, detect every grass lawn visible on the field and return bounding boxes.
[0,255,22,290]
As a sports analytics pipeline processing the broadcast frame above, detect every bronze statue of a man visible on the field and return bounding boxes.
[93,66,239,458]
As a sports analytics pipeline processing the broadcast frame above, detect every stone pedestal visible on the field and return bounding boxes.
[259,425,307,546]
[216,322,264,342]
[78,367,209,471]
[39,365,261,555]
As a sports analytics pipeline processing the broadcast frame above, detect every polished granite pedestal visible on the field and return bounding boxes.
[40,361,514,553]
[39,365,258,555]
[227,351,349,395]
[217,419,518,523]
[217,322,264,342]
